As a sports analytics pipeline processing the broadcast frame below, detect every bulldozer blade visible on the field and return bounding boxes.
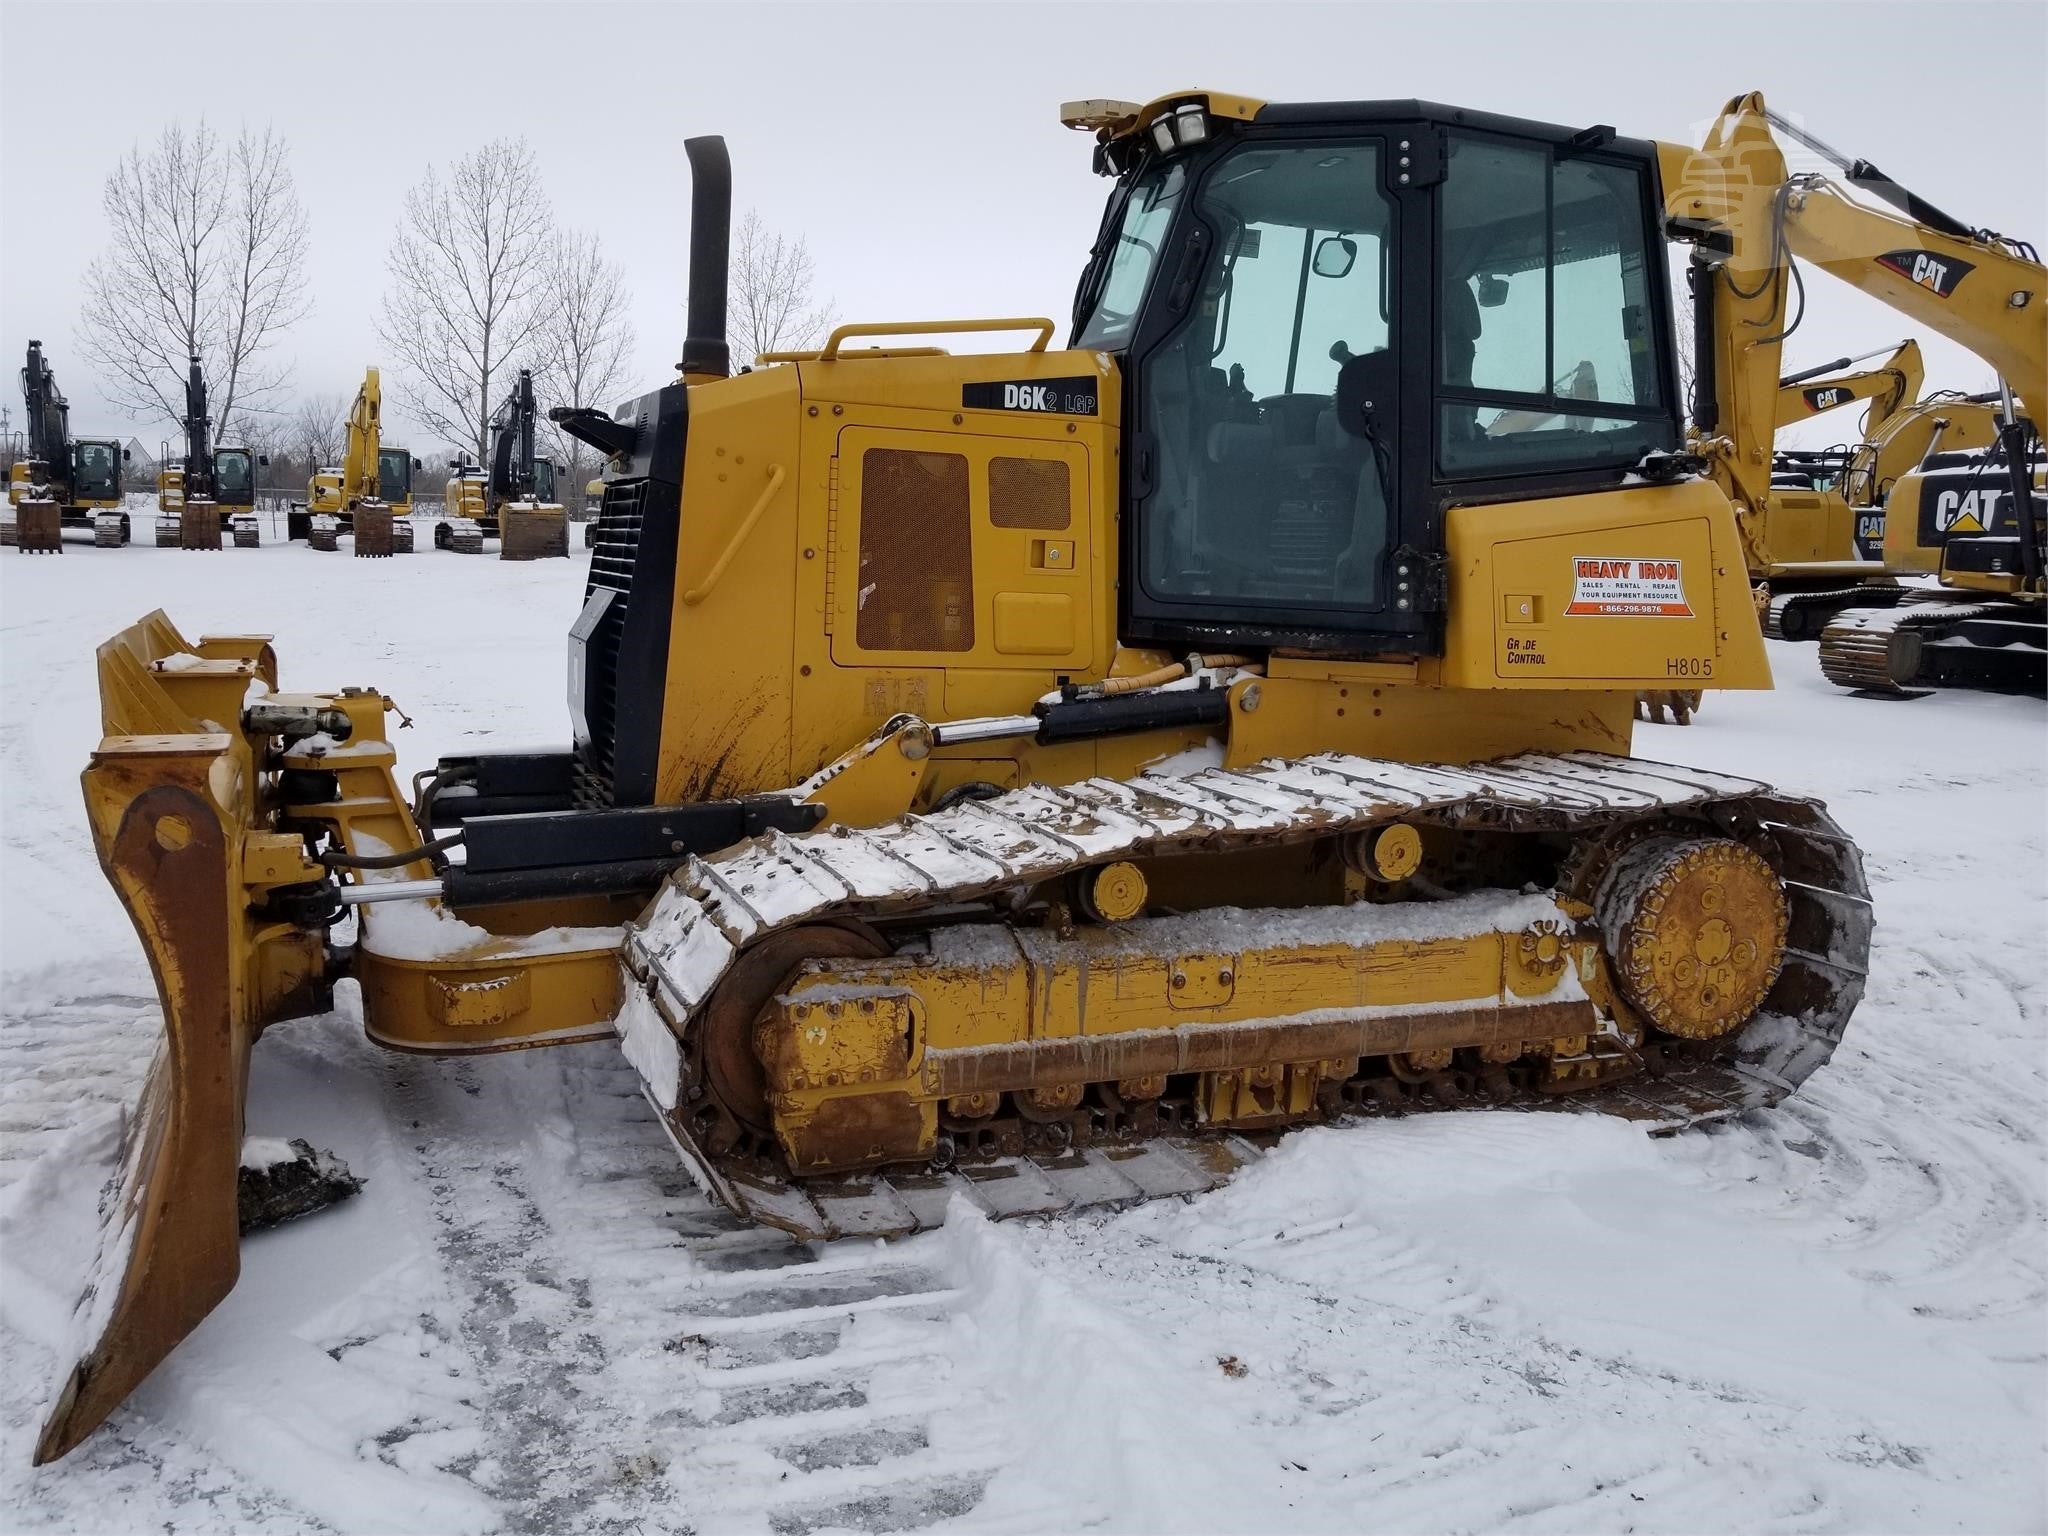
[34,768,254,1465]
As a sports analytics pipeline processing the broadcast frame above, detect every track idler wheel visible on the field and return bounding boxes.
[696,921,890,1139]
[1596,836,1788,1040]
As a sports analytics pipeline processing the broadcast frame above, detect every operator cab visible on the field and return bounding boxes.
[1072,96,1680,653]
[71,440,122,502]
[378,447,413,505]
[212,448,256,508]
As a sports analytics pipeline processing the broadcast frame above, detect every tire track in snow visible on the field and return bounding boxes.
[393,1042,1016,1532]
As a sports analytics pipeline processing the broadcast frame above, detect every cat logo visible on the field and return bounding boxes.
[1874,249,1975,299]
[1935,486,2002,534]
[1803,385,1851,412]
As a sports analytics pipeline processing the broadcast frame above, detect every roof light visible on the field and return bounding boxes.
[1150,116,1177,154]
[1174,104,1209,145]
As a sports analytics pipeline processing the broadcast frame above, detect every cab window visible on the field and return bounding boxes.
[213,450,252,496]
[1076,161,1187,350]
[1436,134,1672,477]
[1133,140,1396,614]
[379,449,412,503]
[74,442,118,493]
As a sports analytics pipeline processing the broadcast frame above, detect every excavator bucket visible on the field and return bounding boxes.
[34,615,330,1464]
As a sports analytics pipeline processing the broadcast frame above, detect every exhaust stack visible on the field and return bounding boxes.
[681,136,732,382]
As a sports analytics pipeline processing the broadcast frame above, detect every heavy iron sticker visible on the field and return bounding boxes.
[1565,556,1694,617]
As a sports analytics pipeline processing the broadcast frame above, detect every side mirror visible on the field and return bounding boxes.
[123,448,133,463]
[1476,274,1511,308]
[258,454,270,467]
[1312,235,1358,280]
[413,458,423,471]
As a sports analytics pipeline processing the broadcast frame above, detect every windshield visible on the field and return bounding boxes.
[1075,161,1187,350]
[213,450,253,498]
[73,441,119,496]
[534,460,556,502]
[379,448,411,502]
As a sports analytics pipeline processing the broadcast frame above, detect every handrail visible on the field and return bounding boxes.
[682,464,785,606]
[755,345,949,365]
[817,317,1056,361]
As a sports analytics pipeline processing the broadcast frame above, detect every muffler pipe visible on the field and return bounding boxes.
[681,136,732,381]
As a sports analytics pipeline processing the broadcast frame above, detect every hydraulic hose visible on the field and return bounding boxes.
[320,832,464,871]
[1097,653,1255,696]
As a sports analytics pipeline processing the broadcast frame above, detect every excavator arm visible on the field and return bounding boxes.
[21,340,71,472]
[1775,339,1922,433]
[340,369,383,505]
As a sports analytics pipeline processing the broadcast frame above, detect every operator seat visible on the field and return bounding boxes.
[1327,343,1400,606]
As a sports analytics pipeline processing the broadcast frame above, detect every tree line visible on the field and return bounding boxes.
[65,121,834,497]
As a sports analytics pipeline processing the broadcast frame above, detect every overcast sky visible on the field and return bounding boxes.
[3,0,2042,455]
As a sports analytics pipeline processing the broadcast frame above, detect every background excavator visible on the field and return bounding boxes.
[1776,338,1921,434]
[1816,426,2044,693]
[1674,103,2043,694]
[300,368,417,557]
[1637,337,1934,720]
[433,369,567,556]
[153,355,265,550]
[1767,337,1924,509]
[39,89,1956,1462]
[6,340,130,551]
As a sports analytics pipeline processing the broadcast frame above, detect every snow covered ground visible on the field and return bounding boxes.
[1,526,2042,1534]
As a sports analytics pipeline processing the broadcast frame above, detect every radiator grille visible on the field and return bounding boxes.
[856,448,974,652]
[989,455,1070,529]
[573,480,648,807]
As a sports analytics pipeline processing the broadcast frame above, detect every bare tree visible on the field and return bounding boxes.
[379,139,554,465]
[532,229,636,497]
[728,209,834,365]
[292,391,350,468]
[77,120,310,444]
[234,410,293,487]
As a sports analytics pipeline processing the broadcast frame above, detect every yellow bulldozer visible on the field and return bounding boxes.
[40,90,1950,1462]
[299,368,418,556]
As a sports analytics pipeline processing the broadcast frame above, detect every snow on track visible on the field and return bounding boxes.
[2,533,2042,1532]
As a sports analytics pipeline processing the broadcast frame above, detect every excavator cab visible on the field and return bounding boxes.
[70,439,123,504]
[377,446,413,508]
[212,447,256,508]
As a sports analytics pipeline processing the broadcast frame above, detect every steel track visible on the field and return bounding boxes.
[620,750,1872,1241]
